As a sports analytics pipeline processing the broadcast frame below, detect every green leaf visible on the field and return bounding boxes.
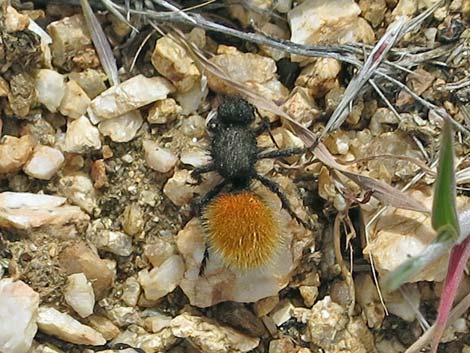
[432,119,460,239]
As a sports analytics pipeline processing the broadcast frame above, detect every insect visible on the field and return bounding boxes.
[191,96,311,272]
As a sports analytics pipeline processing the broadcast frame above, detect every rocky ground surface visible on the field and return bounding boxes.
[0,0,469,353]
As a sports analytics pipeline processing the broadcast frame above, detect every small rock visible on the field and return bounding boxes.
[86,315,120,341]
[28,18,53,69]
[90,159,108,189]
[59,80,91,119]
[143,239,175,267]
[208,46,288,101]
[270,300,294,326]
[282,87,321,124]
[35,69,66,112]
[0,279,39,353]
[63,116,101,154]
[143,140,178,174]
[23,145,64,180]
[21,117,56,146]
[269,338,295,353]
[299,286,318,307]
[5,6,30,32]
[106,306,142,327]
[376,338,407,353]
[144,313,173,333]
[0,192,89,236]
[288,0,374,61]
[406,68,435,95]
[363,132,421,182]
[7,71,37,117]
[138,254,185,300]
[295,58,341,97]
[369,108,401,135]
[90,75,174,121]
[58,173,97,214]
[181,115,206,139]
[355,274,385,329]
[162,169,195,206]
[29,343,64,353]
[121,276,141,307]
[171,313,259,353]
[0,77,9,98]
[306,297,375,353]
[98,111,143,143]
[392,0,418,17]
[175,76,209,115]
[122,203,144,237]
[37,307,106,346]
[113,325,176,352]
[151,35,201,93]
[94,230,133,257]
[384,284,420,322]
[259,22,289,61]
[275,0,292,12]
[59,242,114,299]
[64,273,95,318]
[324,130,350,155]
[147,98,182,124]
[359,0,387,27]
[0,135,35,174]
[69,69,107,99]
[47,14,93,70]
[102,145,113,159]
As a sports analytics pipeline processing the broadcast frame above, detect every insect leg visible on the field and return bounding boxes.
[258,147,307,159]
[190,180,229,217]
[191,180,229,275]
[199,247,210,276]
[191,162,215,183]
[254,174,312,230]
[253,117,282,136]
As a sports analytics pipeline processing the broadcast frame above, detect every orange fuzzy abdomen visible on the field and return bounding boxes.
[202,192,280,269]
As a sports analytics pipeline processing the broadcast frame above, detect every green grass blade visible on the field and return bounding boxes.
[432,119,459,239]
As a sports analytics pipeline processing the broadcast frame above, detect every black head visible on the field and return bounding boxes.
[217,96,255,125]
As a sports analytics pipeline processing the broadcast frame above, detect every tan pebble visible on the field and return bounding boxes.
[59,242,114,299]
[47,14,92,70]
[269,338,295,353]
[102,145,113,159]
[59,80,91,119]
[5,6,30,32]
[64,273,95,318]
[90,159,107,189]
[0,135,35,174]
[37,307,105,345]
[122,203,144,237]
[299,286,318,307]
[147,98,182,124]
[23,145,64,180]
[151,36,200,93]
[87,314,120,340]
